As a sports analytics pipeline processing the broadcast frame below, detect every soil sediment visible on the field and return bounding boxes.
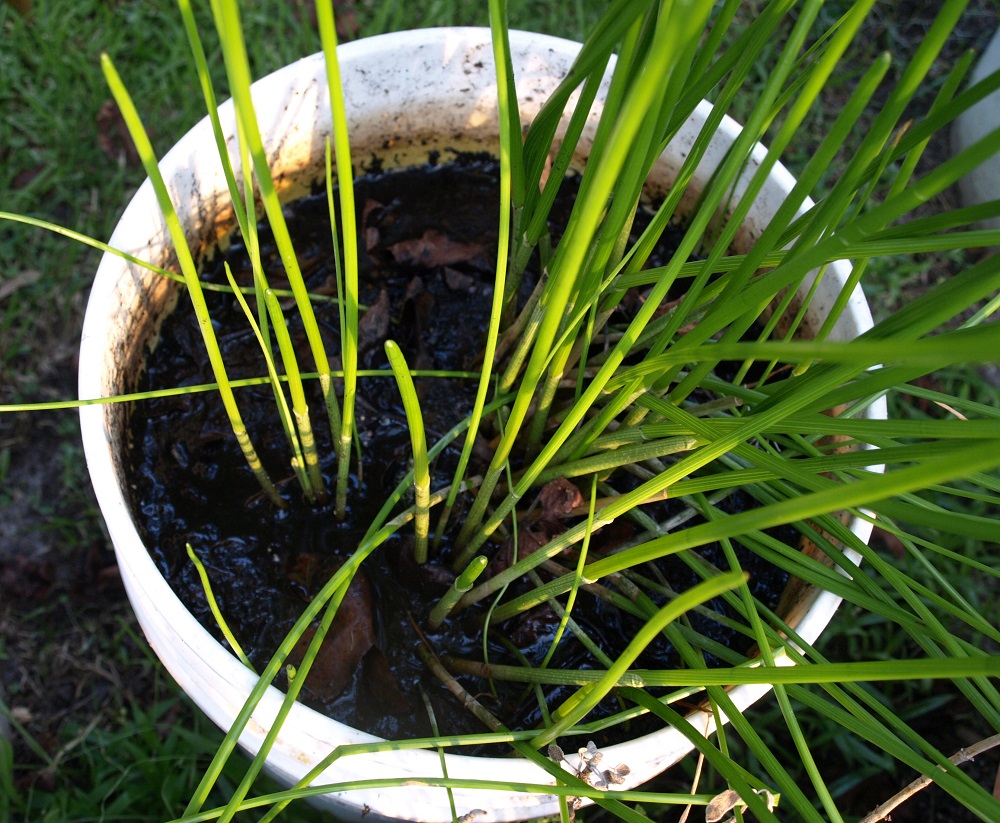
[126,155,790,744]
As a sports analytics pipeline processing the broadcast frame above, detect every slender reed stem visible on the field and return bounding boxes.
[211,0,341,488]
[186,544,254,671]
[437,0,520,554]
[225,265,309,494]
[428,556,489,630]
[315,0,360,521]
[859,734,1000,823]
[100,54,282,507]
[417,645,503,733]
[385,340,431,562]
[264,289,324,500]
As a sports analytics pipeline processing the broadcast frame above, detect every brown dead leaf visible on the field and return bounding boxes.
[290,567,375,702]
[512,604,559,649]
[0,554,56,600]
[389,539,454,595]
[97,99,140,167]
[537,478,584,523]
[23,766,56,793]
[5,0,33,19]
[873,526,906,560]
[397,276,435,370]
[362,198,385,251]
[357,288,390,355]
[334,2,360,41]
[286,553,325,601]
[388,229,485,268]
[444,267,475,292]
[589,519,636,555]
[488,528,547,578]
[285,0,359,39]
[908,375,942,414]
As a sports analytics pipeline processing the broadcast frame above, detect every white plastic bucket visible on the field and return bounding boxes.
[80,28,884,822]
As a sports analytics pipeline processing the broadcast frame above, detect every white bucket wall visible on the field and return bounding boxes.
[80,28,885,823]
[953,27,1000,236]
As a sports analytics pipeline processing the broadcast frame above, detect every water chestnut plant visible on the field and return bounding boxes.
[3,0,1000,820]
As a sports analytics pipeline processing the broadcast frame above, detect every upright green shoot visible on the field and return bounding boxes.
[186,544,255,671]
[437,0,522,552]
[457,0,715,552]
[385,341,432,563]
[224,264,310,495]
[100,54,282,507]
[428,556,489,629]
[210,0,340,498]
[315,0,360,520]
[263,289,324,499]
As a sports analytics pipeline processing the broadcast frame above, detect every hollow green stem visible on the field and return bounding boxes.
[385,340,431,562]
[186,544,254,671]
[264,289,325,500]
[428,556,488,630]
[210,0,341,480]
[224,266,309,496]
[100,53,281,507]
[417,645,503,733]
[531,435,699,486]
[315,1,359,521]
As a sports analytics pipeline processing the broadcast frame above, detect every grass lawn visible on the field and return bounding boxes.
[2,1,999,821]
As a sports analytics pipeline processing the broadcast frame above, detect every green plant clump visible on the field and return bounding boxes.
[3,0,1000,821]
